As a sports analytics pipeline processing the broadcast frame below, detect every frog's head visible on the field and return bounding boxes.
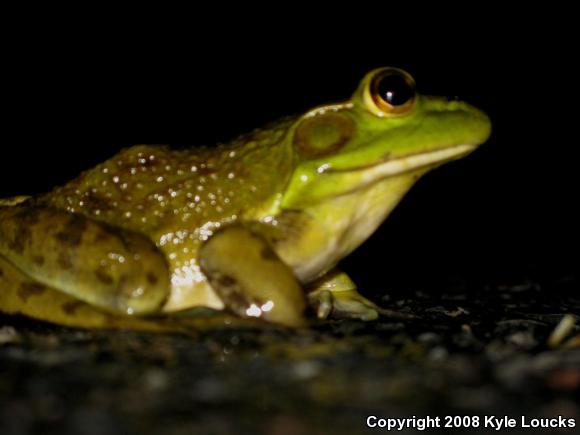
[280,67,491,208]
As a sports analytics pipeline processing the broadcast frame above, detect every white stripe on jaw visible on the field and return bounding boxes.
[325,144,477,180]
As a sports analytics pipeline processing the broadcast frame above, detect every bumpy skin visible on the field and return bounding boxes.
[0,68,491,329]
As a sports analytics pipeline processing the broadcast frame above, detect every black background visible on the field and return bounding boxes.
[2,15,577,298]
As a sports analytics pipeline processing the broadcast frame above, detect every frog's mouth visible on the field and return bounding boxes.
[324,143,477,178]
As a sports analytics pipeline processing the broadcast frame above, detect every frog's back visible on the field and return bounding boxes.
[39,120,296,234]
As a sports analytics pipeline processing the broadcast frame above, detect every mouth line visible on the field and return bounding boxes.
[323,143,478,177]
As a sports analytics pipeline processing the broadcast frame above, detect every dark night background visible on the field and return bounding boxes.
[1,11,579,435]
[2,21,576,300]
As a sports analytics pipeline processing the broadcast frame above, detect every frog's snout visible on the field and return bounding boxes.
[426,96,492,147]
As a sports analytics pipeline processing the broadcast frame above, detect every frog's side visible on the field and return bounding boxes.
[0,68,491,329]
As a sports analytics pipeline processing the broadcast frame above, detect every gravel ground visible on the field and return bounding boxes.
[1,271,578,435]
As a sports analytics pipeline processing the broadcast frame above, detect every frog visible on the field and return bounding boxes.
[0,67,491,330]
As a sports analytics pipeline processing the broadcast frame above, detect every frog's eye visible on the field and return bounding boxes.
[366,68,416,116]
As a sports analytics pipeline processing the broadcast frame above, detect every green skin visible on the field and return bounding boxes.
[0,68,491,329]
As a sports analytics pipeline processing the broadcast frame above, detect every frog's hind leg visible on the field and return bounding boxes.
[0,204,170,316]
[0,255,260,333]
[0,254,165,330]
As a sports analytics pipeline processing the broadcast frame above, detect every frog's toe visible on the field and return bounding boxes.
[307,289,333,319]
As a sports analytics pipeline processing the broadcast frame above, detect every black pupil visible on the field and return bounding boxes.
[377,73,414,106]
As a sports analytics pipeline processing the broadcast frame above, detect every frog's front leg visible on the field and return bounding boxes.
[307,269,416,321]
[0,204,169,315]
[199,225,306,327]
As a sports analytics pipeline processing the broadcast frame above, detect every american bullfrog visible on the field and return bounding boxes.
[0,68,491,329]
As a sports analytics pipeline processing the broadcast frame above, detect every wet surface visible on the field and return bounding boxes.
[1,272,578,435]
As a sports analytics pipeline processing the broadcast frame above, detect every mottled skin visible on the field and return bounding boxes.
[0,68,491,328]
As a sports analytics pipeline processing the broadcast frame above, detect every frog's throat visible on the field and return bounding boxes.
[325,143,477,177]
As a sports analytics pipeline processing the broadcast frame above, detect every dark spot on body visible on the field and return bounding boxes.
[84,191,112,213]
[7,226,29,255]
[216,274,237,288]
[17,208,41,226]
[207,272,253,315]
[33,255,45,266]
[0,267,4,278]
[94,231,112,243]
[58,252,73,269]
[198,166,216,176]
[269,210,308,245]
[224,291,252,313]
[54,214,87,247]
[104,224,131,251]
[146,272,158,285]
[95,268,114,285]
[18,282,46,301]
[260,246,279,261]
[61,300,84,315]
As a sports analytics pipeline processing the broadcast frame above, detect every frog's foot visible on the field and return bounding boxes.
[306,269,417,321]
[307,288,380,321]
